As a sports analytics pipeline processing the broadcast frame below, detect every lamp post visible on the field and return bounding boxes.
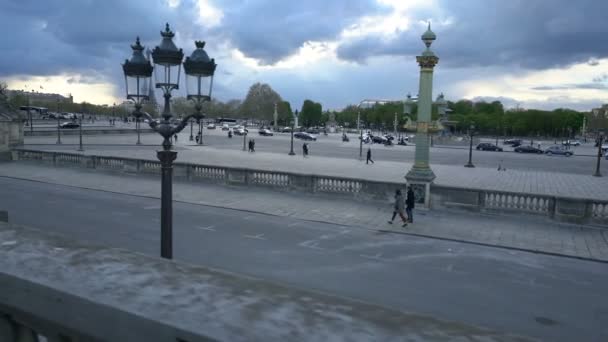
[243,131,247,151]
[77,114,84,151]
[189,119,194,141]
[465,124,475,168]
[594,132,604,177]
[289,119,295,155]
[56,113,61,144]
[122,24,216,259]
[184,40,216,146]
[358,110,363,160]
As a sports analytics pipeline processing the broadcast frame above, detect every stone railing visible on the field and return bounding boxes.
[430,185,608,226]
[10,149,608,226]
[24,128,155,136]
[1,222,505,341]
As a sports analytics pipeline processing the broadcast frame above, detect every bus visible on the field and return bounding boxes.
[215,117,238,125]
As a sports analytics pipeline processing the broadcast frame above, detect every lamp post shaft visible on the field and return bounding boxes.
[465,131,475,168]
[189,120,194,141]
[594,135,603,177]
[243,133,247,151]
[158,150,177,259]
[56,116,61,144]
[359,129,363,160]
[78,116,84,151]
[289,123,295,155]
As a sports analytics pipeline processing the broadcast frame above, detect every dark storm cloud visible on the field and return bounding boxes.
[212,0,387,64]
[337,0,608,70]
[0,0,200,77]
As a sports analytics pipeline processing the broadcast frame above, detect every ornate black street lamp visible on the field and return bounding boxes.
[56,114,61,144]
[122,24,216,259]
[184,41,216,146]
[594,131,604,177]
[122,37,153,145]
[465,124,475,168]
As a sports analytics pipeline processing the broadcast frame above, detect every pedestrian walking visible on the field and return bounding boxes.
[251,139,256,152]
[366,147,374,164]
[248,139,253,152]
[302,143,309,157]
[406,185,415,223]
[388,189,408,227]
[174,134,178,143]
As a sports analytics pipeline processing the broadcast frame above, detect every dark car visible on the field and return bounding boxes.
[60,122,80,129]
[514,145,543,153]
[258,129,273,136]
[504,139,523,147]
[476,143,503,151]
[371,135,388,144]
[294,132,317,141]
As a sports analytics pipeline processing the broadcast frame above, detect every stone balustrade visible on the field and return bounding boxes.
[10,149,608,226]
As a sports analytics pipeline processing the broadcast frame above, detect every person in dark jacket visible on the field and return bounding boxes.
[366,147,374,164]
[388,189,408,227]
[406,185,415,223]
[302,143,309,157]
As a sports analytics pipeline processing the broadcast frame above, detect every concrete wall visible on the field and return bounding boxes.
[0,222,504,341]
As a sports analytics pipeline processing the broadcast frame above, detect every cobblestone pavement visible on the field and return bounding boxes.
[2,162,607,262]
[21,141,608,201]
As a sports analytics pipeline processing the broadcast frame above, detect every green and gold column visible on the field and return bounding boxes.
[406,24,439,207]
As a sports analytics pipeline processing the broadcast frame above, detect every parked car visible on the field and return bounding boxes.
[562,140,581,146]
[601,144,608,153]
[514,145,544,154]
[60,122,80,129]
[259,128,273,136]
[207,123,216,129]
[476,143,503,151]
[294,132,317,141]
[545,145,573,156]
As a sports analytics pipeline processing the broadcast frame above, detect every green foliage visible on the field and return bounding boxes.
[299,99,323,127]
[240,82,282,120]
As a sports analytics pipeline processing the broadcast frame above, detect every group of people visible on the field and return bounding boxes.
[388,186,415,227]
[248,139,256,152]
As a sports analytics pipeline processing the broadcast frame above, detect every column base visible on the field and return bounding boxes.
[405,166,435,209]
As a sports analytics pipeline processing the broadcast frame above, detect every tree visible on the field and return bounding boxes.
[240,82,282,120]
[299,99,322,127]
[277,101,293,126]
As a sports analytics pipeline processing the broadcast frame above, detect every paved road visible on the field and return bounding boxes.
[1,177,606,341]
[24,129,606,175]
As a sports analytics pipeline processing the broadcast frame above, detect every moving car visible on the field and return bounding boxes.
[60,122,80,129]
[514,145,543,153]
[371,135,388,144]
[233,128,248,136]
[503,139,522,147]
[294,132,317,141]
[306,127,320,134]
[258,129,273,136]
[280,126,292,133]
[221,125,230,131]
[544,145,573,156]
[562,140,581,146]
[476,143,503,151]
[207,123,216,129]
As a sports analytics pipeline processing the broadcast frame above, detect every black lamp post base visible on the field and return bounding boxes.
[464,163,475,168]
[288,151,295,156]
[157,149,177,260]
[593,172,602,177]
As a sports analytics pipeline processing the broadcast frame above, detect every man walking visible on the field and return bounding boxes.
[388,189,408,227]
[302,143,309,157]
[366,147,374,164]
[406,185,415,223]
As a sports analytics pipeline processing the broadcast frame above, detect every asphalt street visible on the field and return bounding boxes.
[24,128,607,175]
[1,177,606,341]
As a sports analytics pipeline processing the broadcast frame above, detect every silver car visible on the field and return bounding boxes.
[545,145,573,157]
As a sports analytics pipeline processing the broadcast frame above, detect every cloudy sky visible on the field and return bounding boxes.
[1,0,608,111]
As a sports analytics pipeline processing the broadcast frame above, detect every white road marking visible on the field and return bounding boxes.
[299,240,325,250]
[1,241,17,246]
[339,229,351,235]
[197,226,216,232]
[243,233,266,240]
[144,205,160,210]
[287,222,300,227]
[359,253,387,261]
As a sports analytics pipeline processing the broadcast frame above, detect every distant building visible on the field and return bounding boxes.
[7,90,73,104]
[587,104,608,133]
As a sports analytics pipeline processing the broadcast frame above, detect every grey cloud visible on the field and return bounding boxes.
[593,74,608,83]
[336,0,608,70]
[531,83,608,90]
[212,0,387,65]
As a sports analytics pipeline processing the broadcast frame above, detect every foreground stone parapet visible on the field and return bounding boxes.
[0,223,531,341]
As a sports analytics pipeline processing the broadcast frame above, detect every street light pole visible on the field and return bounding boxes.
[77,114,84,151]
[136,116,141,145]
[289,121,295,155]
[56,115,61,144]
[243,132,247,151]
[465,124,475,168]
[189,119,194,141]
[594,133,604,177]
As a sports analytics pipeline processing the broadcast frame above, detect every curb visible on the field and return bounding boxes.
[1,174,607,265]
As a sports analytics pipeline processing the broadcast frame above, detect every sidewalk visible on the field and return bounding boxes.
[1,162,607,262]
